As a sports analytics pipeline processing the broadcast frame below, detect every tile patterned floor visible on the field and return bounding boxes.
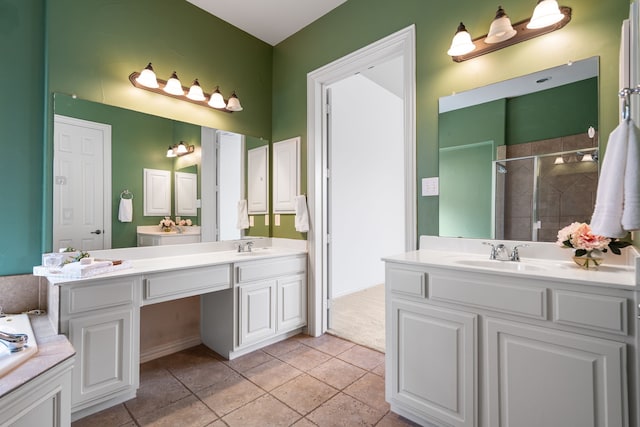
[72,334,420,427]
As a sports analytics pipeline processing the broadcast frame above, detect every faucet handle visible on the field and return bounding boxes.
[483,242,497,259]
[510,244,529,261]
[246,241,254,252]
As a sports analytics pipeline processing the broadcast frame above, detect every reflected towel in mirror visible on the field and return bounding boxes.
[237,199,249,229]
[294,195,309,232]
[118,197,133,222]
[590,119,640,237]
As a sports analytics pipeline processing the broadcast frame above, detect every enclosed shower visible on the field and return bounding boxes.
[494,147,599,242]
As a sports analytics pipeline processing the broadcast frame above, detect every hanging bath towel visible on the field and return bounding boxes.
[118,197,133,222]
[591,119,640,237]
[294,195,309,232]
[237,199,250,229]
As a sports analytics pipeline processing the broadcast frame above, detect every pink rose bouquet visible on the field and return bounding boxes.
[556,222,630,257]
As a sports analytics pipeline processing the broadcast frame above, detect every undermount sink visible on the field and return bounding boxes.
[453,258,546,272]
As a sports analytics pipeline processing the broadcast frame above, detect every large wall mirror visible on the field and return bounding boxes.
[52,92,270,250]
[438,56,599,242]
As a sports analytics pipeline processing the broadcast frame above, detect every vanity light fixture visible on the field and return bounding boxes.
[129,63,243,113]
[166,141,195,158]
[448,3,571,62]
[447,23,476,57]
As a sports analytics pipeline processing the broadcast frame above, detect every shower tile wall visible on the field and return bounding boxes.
[501,132,598,242]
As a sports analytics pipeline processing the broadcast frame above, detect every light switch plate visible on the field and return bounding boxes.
[264,215,269,226]
[275,214,281,226]
[422,177,439,196]
[249,216,254,227]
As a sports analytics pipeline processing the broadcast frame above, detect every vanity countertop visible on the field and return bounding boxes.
[0,314,75,399]
[45,238,307,286]
[383,236,640,290]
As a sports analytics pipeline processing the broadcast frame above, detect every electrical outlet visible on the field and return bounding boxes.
[264,215,269,226]
[249,216,254,227]
[275,214,280,226]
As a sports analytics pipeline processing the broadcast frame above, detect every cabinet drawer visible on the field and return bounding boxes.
[387,268,426,297]
[429,273,547,319]
[236,256,306,283]
[64,278,137,315]
[553,290,628,335]
[144,265,231,303]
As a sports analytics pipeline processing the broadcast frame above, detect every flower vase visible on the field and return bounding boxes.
[572,250,604,269]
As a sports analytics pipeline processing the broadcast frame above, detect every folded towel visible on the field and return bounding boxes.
[237,199,250,229]
[118,197,133,222]
[591,119,640,237]
[294,195,309,232]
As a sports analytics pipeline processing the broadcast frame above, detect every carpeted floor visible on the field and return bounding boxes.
[328,284,385,353]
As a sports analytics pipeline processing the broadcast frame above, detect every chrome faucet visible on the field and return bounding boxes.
[0,330,28,353]
[237,241,254,253]
[483,242,529,261]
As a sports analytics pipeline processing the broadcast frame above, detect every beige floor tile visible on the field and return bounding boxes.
[197,371,266,416]
[308,357,366,390]
[243,358,303,391]
[278,345,332,371]
[124,367,191,419]
[292,417,318,426]
[169,358,236,392]
[222,394,302,427]
[299,333,356,356]
[135,395,217,426]
[71,403,132,427]
[375,412,422,426]
[225,349,274,373]
[262,336,305,357]
[344,373,389,412]
[337,345,385,371]
[371,362,385,378]
[307,393,386,427]
[272,373,338,415]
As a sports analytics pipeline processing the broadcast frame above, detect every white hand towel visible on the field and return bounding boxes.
[118,197,133,222]
[237,199,250,229]
[621,119,640,230]
[294,195,309,232]
[591,119,640,237]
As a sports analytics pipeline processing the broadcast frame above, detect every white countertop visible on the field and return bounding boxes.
[383,236,640,290]
[46,238,307,286]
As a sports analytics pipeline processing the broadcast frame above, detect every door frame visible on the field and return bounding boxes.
[53,114,112,250]
[306,25,417,336]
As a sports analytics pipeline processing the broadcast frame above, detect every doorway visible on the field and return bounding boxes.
[52,115,112,251]
[325,59,406,351]
[306,25,416,339]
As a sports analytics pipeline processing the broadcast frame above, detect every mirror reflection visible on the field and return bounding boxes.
[438,56,599,241]
[52,93,269,250]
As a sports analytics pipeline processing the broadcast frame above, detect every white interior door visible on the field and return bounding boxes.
[53,115,111,251]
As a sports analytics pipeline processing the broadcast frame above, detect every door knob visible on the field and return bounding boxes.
[90,229,102,235]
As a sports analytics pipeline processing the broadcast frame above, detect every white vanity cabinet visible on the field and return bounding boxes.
[202,254,307,359]
[52,276,141,419]
[385,261,637,427]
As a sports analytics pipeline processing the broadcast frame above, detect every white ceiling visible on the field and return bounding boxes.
[185,0,348,45]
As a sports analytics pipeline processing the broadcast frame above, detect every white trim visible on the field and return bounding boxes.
[53,114,112,249]
[139,335,202,363]
[306,25,416,336]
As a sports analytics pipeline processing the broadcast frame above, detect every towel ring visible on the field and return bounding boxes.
[120,189,133,199]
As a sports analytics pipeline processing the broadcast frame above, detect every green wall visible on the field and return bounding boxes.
[0,0,45,275]
[507,77,598,144]
[272,0,628,242]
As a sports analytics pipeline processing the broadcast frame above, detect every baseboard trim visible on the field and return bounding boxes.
[139,335,202,363]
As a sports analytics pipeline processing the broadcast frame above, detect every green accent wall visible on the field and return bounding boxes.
[507,77,599,144]
[0,0,45,275]
[272,0,628,243]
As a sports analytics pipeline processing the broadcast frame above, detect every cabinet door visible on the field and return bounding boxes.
[69,308,135,407]
[272,137,300,213]
[277,274,307,332]
[390,299,476,427]
[486,318,626,427]
[238,280,276,346]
